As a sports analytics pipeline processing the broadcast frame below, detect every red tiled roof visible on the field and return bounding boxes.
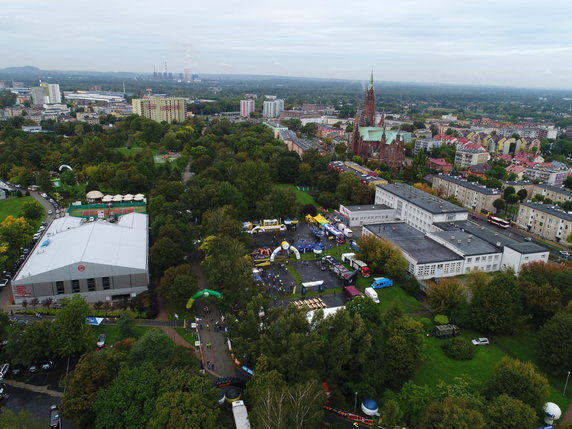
[428,158,451,166]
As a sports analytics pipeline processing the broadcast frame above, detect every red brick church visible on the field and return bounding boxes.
[351,72,406,168]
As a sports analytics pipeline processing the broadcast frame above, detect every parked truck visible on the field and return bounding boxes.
[340,253,371,277]
[343,285,362,300]
[323,256,358,284]
[364,287,379,304]
[432,324,461,339]
[371,277,394,289]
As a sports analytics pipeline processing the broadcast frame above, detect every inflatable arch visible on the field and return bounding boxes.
[269,241,300,262]
[58,164,73,172]
[186,288,222,309]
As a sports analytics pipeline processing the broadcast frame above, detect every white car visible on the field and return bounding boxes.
[47,209,53,215]
[0,363,10,379]
[96,333,106,348]
[471,337,490,346]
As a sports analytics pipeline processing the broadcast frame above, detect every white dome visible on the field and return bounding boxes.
[544,402,561,420]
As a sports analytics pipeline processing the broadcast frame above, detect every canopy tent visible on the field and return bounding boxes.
[123,194,134,201]
[86,190,104,200]
[112,194,123,202]
[102,195,113,202]
[85,316,104,326]
[134,193,145,201]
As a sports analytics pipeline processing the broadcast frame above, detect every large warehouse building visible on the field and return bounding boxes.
[11,213,149,304]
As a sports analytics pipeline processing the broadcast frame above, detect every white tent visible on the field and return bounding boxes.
[123,194,134,201]
[102,195,113,202]
[86,190,104,200]
[134,193,145,201]
[112,194,123,202]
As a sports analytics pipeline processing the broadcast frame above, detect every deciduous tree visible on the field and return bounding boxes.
[427,278,467,316]
[537,311,572,375]
[485,394,537,429]
[51,295,94,357]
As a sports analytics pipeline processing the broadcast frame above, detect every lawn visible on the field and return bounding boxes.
[94,324,154,345]
[414,327,572,413]
[0,196,38,221]
[274,184,318,207]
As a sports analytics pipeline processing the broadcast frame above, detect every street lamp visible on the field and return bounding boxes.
[354,391,358,413]
[564,371,571,396]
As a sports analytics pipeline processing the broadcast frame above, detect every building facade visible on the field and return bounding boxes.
[524,166,571,186]
[515,202,572,242]
[240,99,255,118]
[454,143,490,168]
[351,73,405,168]
[532,184,572,203]
[262,99,284,118]
[132,97,186,123]
[432,175,502,214]
[338,204,396,227]
[375,183,468,233]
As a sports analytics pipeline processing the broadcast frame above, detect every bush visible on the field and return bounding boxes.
[418,317,433,334]
[441,337,474,361]
[434,314,449,325]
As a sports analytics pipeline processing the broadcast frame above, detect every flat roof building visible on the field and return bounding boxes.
[338,204,395,227]
[515,202,572,243]
[132,97,186,123]
[375,183,468,233]
[432,174,502,214]
[11,213,149,304]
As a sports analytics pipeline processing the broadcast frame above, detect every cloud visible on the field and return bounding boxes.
[0,0,571,88]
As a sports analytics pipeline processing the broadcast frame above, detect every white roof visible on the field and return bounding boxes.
[102,195,113,202]
[14,213,148,282]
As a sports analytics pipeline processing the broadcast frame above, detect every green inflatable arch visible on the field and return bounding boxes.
[186,288,222,309]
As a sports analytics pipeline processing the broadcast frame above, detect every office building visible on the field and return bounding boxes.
[132,97,186,123]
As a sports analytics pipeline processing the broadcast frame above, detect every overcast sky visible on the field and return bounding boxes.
[2,0,572,89]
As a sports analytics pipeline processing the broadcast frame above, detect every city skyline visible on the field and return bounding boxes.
[2,0,572,90]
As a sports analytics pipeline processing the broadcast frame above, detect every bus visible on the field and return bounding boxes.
[232,401,252,429]
[487,216,510,229]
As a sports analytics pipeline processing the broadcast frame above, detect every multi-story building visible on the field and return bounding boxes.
[454,143,490,168]
[516,202,572,243]
[262,99,284,118]
[132,97,186,123]
[432,175,502,214]
[414,138,447,154]
[240,99,255,118]
[31,87,48,105]
[524,166,571,186]
[427,158,453,174]
[375,183,468,233]
[38,83,61,104]
[338,204,395,227]
[531,184,572,203]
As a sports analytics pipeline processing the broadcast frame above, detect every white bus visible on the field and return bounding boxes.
[232,400,252,429]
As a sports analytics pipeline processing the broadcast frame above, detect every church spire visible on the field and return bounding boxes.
[368,68,374,91]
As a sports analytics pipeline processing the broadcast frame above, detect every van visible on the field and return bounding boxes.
[364,287,379,304]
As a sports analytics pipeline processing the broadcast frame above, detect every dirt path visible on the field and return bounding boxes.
[4,380,63,397]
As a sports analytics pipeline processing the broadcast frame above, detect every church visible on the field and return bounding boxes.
[351,73,406,168]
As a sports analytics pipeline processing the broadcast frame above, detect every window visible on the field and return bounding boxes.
[56,281,64,295]
[102,277,111,290]
[87,278,95,292]
[467,257,472,263]
[72,280,80,293]
[475,257,480,263]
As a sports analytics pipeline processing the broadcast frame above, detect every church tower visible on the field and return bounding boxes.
[362,70,376,127]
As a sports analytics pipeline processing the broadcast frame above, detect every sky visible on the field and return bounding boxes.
[2,0,572,89]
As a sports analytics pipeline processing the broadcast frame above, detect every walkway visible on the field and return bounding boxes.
[4,380,63,398]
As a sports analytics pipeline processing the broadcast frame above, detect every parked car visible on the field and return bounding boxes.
[523,237,533,242]
[471,337,490,346]
[96,333,106,348]
[50,405,61,428]
[28,360,39,373]
[11,364,25,375]
[0,363,9,379]
[47,209,53,215]
[41,359,54,370]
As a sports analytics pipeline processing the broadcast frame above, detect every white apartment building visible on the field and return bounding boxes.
[240,99,255,118]
[375,183,468,233]
[47,84,62,104]
[263,99,284,118]
[454,143,490,168]
[516,202,572,243]
[524,166,571,187]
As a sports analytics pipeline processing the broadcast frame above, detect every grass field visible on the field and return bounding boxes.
[0,196,38,222]
[414,327,572,413]
[94,324,155,345]
[274,184,318,207]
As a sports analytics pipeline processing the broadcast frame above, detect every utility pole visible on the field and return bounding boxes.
[354,391,358,413]
[564,371,571,395]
